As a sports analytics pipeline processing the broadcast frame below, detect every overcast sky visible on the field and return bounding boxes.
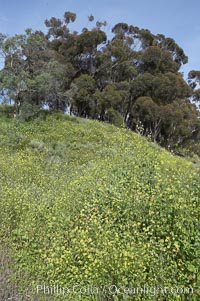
[0,0,200,76]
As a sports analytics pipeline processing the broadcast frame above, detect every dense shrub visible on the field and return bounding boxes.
[0,104,14,118]
[106,108,125,128]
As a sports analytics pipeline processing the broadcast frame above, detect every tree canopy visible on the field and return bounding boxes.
[0,11,199,153]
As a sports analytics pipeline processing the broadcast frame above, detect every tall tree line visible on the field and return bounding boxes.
[0,11,200,152]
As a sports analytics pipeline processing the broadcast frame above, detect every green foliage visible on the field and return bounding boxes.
[0,11,199,152]
[18,101,41,121]
[0,18,199,301]
[0,104,14,118]
[67,74,96,116]
[106,108,124,127]
[0,115,199,300]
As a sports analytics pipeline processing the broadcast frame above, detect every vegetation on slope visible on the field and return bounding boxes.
[0,112,200,300]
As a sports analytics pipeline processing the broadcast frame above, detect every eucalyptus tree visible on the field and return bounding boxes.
[66,74,96,117]
[0,10,199,153]
[0,33,29,113]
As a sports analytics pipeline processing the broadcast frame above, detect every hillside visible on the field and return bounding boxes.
[0,113,199,300]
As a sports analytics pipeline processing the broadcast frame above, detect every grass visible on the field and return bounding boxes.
[0,113,199,300]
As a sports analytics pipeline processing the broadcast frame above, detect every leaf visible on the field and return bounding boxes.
[187,264,196,273]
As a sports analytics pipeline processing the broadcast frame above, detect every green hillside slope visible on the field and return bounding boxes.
[0,114,199,300]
